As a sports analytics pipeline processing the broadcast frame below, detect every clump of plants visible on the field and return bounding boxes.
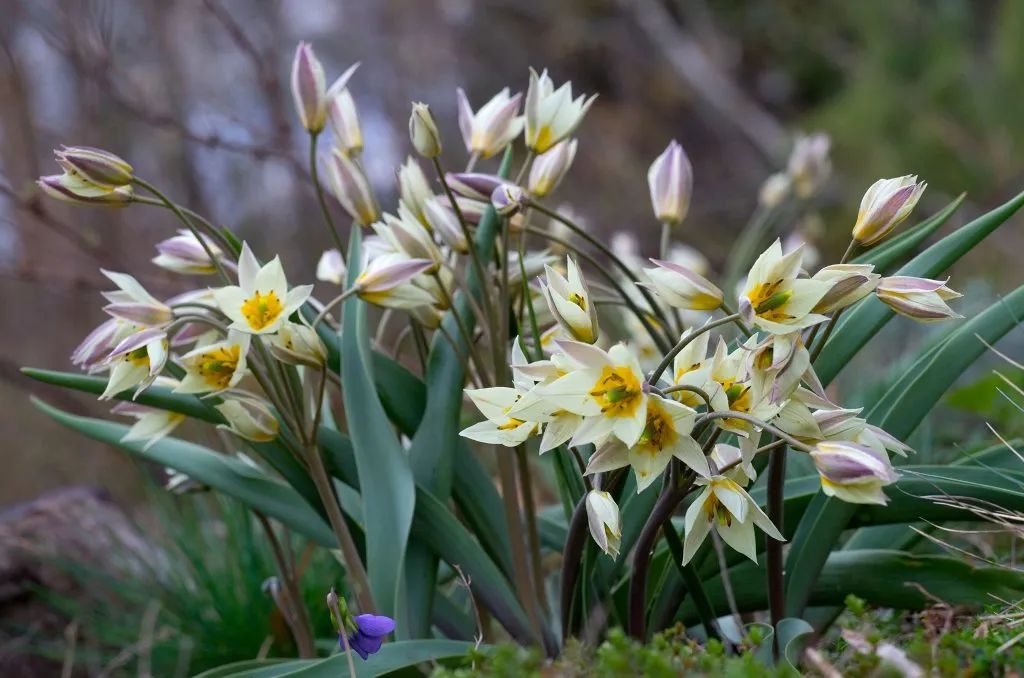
[21,37,1024,675]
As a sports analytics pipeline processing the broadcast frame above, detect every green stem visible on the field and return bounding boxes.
[647,314,740,385]
[659,221,671,261]
[694,410,814,452]
[309,131,347,257]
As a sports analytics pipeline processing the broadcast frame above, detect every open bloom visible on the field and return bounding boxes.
[668,329,727,411]
[101,270,172,328]
[541,257,599,344]
[213,243,313,335]
[682,476,784,564]
[374,208,442,267]
[528,138,577,197]
[100,328,169,399]
[739,240,830,334]
[811,441,899,505]
[460,386,538,447]
[586,490,622,558]
[642,259,722,311]
[112,388,185,450]
[875,276,962,322]
[456,87,524,158]
[851,175,927,246]
[586,394,709,492]
[539,341,648,447]
[422,197,468,253]
[811,264,880,313]
[524,68,596,153]
[290,42,358,133]
[176,332,250,395]
[345,614,396,660]
[647,140,693,226]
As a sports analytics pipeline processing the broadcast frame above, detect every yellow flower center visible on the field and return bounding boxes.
[241,290,284,331]
[568,292,587,311]
[195,345,241,390]
[497,418,525,431]
[701,493,733,527]
[747,280,794,322]
[533,125,555,153]
[635,399,678,455]
[589,365,642,418]
[124,346,150,367]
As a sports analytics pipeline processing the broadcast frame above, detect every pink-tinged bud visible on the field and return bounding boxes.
[38,173,133,206]
[325,149,380,226]
[316,249,347,285]
[153,230,223,275]
[811,264,880,313]
[55,146,133,187]
[439,195,488,224]
[327,88,363,156]
[875,276,962,323]
[786,133,831,198]
[291,42,327,132]
[268,321,327,368]
[811,441,898,505]
[491,184,526,216]
[71,318,120,369]
[456,87,524,159]
[642,259,723,311]
[356,254,434,293]
[647,140,693,226]
[409,102,442,158]
[398,157,432,223]
[422,197,468,253]
[446,172,508,201]
[216,396,279,442]
[851,175,927,245]
[528,138,577,198]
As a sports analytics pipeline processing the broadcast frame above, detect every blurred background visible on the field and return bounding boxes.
[2,0,1024,508]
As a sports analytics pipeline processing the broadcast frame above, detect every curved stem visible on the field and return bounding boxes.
[694,410,814,452]
[313,287,359,328]
[717,300,752,337]
[647,314,739,385]
[653,384,713,411]
[432,271,492,385]
[308,131,346,257]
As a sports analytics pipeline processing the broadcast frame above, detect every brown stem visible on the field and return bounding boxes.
[766,442,787,660]
[255,513,316,658]
[517,446,548,617]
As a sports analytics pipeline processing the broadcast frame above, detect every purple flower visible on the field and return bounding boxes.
[343,613,395,659]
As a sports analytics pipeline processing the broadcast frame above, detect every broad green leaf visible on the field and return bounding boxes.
[816,187,1024,384]
[688,550,1024,625]
[32,399,336,547]
[193,659,293,678]
[753,618,814,670]
[215,640,481,677]
[849,194,964,272]
[403,148,511,637]
[341,228,416,618]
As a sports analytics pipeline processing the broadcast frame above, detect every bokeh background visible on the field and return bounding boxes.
[2,0,1023,507]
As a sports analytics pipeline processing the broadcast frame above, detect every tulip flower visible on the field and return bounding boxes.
[215,395,279,442]
[586,395,709,492]
[409,102,442,158]
[422,197,468,253]
[354,253,436,310]
[290,42,358,133]
[113,393,185,451]
[100,270,173,328]
[268,321,327,368]
[811,441,899,505]
[316,249,346,285]
[460,386,539,447]
[811,264,880,313]
[541,257,599,344]
[213,243,313,335]
[875,276,962,322]
[397,157,432,224]
[528,138,577,197]
[72,318,126,372]
[325,149,380,226]
[491,184,526,216]
[373,209,442,267]
[586,490,622,558]
[647,140,693,226]
[446,172,508,201]
[100,328,169,399]
[456,87,524,159]
[851,175,927,246]
[327,88,363,156]
[739,240,830,334]
[55,146,133,187]
[786,133,831,198]
[682,475,784,564]
[176,332,250,395]
[153,230,225,275]
[524,68,596,153]
[37,172,133,206]
[642,259,722,311]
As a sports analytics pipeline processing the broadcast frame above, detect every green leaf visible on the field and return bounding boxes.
[340,228,416,619]
[816,187,1024,384]
[214,640,481,677]
[849,194,964,272]
[193,659,293,678]
[753,618,814,670]
[31,399,336,547]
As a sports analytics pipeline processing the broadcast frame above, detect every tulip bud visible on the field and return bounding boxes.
[851,175,927,246]
[524,68,596,153]
[541,257,599,344]
[55,146,133,187]
[325,149,380,226]
[758,172,791,209]
[491,184,526,216]
[216,396,280,442]
[440,195,488,224]
[153,230,223,275]
[810,441,898,505]
[528,138,577,198]
[409,103,442,158]
[422,197,468,253]
[316,249,347,285]
[445,173,508,202]
[786,133,831,199]
[647,140,693,226]
[875,276,962,322]
[37,173,133,206]
[811,264,880,313]
[642,259,723,311]
[397,157,432,224]
[375,209,442,267]
[291,43,327,132]
[269,321,327,368]
[355,254,436,309]
[327,88,363,156]
[585,490,622,558]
